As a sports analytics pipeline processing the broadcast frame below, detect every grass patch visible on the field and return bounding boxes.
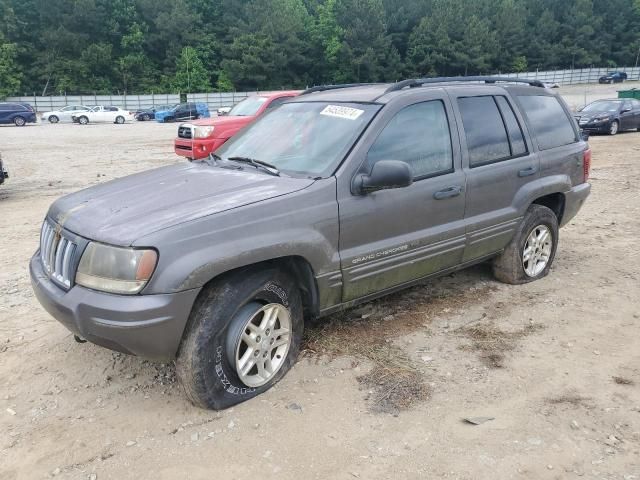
[612,376,634,386]
[456,321,543,368]
[546,392,592,407]
[302,274,498,413]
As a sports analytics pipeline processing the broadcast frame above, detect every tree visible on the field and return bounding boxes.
[0,38,20,97]
[171,46,211,92]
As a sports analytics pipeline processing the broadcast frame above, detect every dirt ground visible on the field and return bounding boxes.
[1,85,639,480]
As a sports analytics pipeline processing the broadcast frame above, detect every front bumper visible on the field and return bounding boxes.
[30,254,200,361]
[174,137,226,160]
[560,182,591,227]
[578,121,611,133]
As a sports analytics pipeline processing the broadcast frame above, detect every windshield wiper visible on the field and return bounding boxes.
[227,156,280,176]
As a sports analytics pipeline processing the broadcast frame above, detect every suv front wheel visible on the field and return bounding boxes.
[492,204,559,284]
[176,268,303,409]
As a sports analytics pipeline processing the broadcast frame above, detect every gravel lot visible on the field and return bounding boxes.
[1,84,639,479]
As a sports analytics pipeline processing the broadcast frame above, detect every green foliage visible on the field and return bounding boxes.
[0,0,638,95]
[0,38,21,97]
[171,46,211,92]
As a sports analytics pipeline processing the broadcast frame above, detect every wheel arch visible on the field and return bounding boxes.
[193,255,320,320]
[531,192,566,224]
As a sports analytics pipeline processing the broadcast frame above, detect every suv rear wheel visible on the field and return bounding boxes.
[13,116,26,126]
[176,268,303,409]
[492,204,559,284]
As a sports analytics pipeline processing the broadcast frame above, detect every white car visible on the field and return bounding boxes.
[41,105,92,123]
[216,106,232,116]
[72,106,134,125]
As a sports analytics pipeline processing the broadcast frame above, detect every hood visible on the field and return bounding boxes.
[48,163,315,245]
[190,115,254,129]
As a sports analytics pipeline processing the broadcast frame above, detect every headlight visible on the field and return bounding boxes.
[194,126,214,138]
[75,242,158,294]
[595,116,610,122]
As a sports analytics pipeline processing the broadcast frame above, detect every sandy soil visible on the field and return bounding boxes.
[1,86,639,480]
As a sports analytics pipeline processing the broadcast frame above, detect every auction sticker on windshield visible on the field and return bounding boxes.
[320,105,364,120]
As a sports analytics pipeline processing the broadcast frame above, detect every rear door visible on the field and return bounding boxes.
[449,89,539,262]
[337,91,467,301]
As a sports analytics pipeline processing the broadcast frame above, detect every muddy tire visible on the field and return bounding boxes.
[176,268,303,410]
[492,204,559,285]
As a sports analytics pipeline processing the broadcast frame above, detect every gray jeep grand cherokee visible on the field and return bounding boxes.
[31,77,591,409]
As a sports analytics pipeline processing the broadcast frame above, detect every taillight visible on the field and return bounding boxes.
[583,148,591,183]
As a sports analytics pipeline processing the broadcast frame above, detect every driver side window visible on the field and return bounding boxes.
[366,101,453,180]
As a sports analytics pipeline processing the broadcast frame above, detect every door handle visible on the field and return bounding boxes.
[433,186,462,200]
[518,166,537,177]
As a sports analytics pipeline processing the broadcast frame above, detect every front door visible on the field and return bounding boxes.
[337,94,466,302]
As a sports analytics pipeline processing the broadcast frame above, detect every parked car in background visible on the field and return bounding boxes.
[31,77,591,409]
[0,154,8,186]
[574,98,640,134]
[134,105,175,121]
[174,91,301,160]
[41,105,91,123]
[0,102,37,126]
[598,71,628,84]
[71,106,134,125]
[155,103,210,123]
[217,106,232,116]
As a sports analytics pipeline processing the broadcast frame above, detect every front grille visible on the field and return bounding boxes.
[40,220,78,289]
[178,125,192,139]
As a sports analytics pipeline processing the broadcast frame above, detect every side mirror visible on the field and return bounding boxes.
[580,129,590,141]
[355,160,413,194]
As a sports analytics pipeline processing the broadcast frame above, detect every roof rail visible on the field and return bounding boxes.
[384,76,545,94]
[300,83,381,95]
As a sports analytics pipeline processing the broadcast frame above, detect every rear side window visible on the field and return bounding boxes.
[367,100,453,179]
[495,96,527,157]
[458,96,510,167]
[517,95,576,150]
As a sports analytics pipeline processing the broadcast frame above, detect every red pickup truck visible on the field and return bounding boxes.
[174,90,301,160]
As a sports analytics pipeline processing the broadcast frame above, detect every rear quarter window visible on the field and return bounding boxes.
[516,95,577,150]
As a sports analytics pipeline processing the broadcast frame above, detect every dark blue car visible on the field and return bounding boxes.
[0,102,37,126]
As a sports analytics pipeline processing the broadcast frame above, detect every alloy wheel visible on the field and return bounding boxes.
[522,225,553,277]
[234,303,292,388]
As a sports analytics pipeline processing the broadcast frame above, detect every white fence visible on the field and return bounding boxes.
[186,91,253,110]
[5,65,640,111]
[494,66,640,85]
[2,94,181,112]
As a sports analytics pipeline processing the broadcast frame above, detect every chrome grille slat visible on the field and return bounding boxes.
[39,220,77,289]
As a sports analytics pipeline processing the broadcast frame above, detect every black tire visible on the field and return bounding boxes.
[48,115,59,124]
[165,116,175,123]
[115,116,125,124]
[13,116,26,126]
[176,268,304,410]
[492,204,559,285]
[143,114,150,121]
[78,116,89,125]
[609,120,619,135]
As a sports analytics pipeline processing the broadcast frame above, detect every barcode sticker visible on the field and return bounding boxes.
[320,105,364,120]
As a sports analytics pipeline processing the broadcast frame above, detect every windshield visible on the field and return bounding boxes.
[582,101,621,113]
[228,96,269,116]
[215,102,380,177]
